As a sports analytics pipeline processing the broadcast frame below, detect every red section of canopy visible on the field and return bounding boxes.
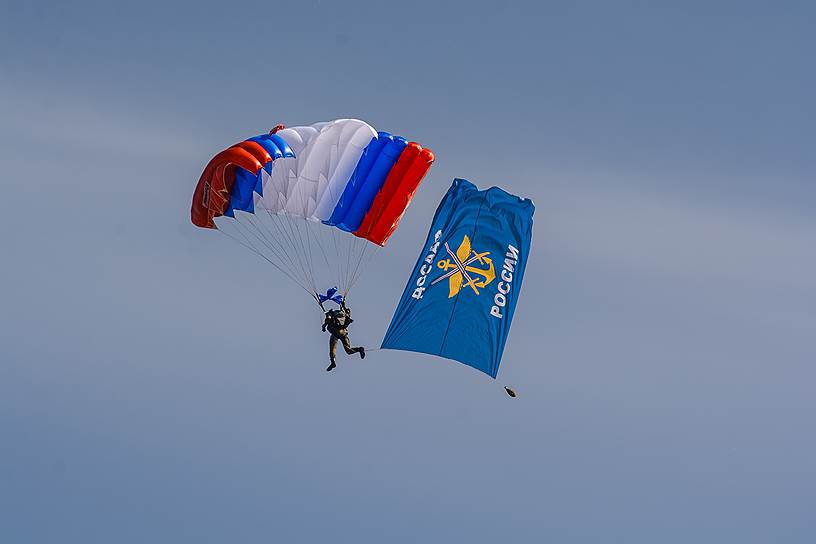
[354,143,419,240]
[234,140,272,164]
[354,144,434,246]
[191,144,264,228]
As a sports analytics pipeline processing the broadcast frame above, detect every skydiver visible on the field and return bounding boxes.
[322,301,365,371]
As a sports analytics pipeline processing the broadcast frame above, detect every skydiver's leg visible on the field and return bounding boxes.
[340,334,365,359]
[327,336,338,371]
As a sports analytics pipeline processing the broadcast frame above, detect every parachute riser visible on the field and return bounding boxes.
[313,293,327,312]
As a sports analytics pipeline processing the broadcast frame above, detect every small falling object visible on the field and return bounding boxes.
[504,386,517,398]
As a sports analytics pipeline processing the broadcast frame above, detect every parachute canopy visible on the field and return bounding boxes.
[190,119,435,299]
[381,178,534,378]
[191,119,434,246]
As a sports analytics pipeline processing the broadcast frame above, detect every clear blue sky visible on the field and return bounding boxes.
[1,1,814,542]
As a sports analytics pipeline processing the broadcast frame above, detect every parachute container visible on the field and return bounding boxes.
[381,179,534,378]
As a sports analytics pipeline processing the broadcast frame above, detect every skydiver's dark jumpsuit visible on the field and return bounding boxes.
[322,305,364,371]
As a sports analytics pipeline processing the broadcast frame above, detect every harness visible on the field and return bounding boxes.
[326,310,349,335]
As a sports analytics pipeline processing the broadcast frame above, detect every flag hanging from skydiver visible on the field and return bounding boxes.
[381,178,534,378]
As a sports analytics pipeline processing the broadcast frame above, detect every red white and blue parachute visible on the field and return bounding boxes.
[191,119,434,301]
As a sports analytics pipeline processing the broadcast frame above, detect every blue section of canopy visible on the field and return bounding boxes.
[254,171,264,196]
[324,132,389,227]
[337,136,407,232]
[249,135,284,162]
[248,133,295,159]
[227,166,258,215]
[381,178,535,378]
[267,134,295,158]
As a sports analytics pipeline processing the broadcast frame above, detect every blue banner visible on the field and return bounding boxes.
[381,178,534,378]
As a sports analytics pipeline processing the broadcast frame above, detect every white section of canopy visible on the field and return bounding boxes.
[256,119,376,221]
[257,124,321,214]
[310,120,377,221]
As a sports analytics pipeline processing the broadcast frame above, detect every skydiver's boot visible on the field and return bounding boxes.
[359,347,366,360]
[326,360,337,372]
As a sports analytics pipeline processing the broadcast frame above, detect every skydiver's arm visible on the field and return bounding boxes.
[322,314,330,332]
